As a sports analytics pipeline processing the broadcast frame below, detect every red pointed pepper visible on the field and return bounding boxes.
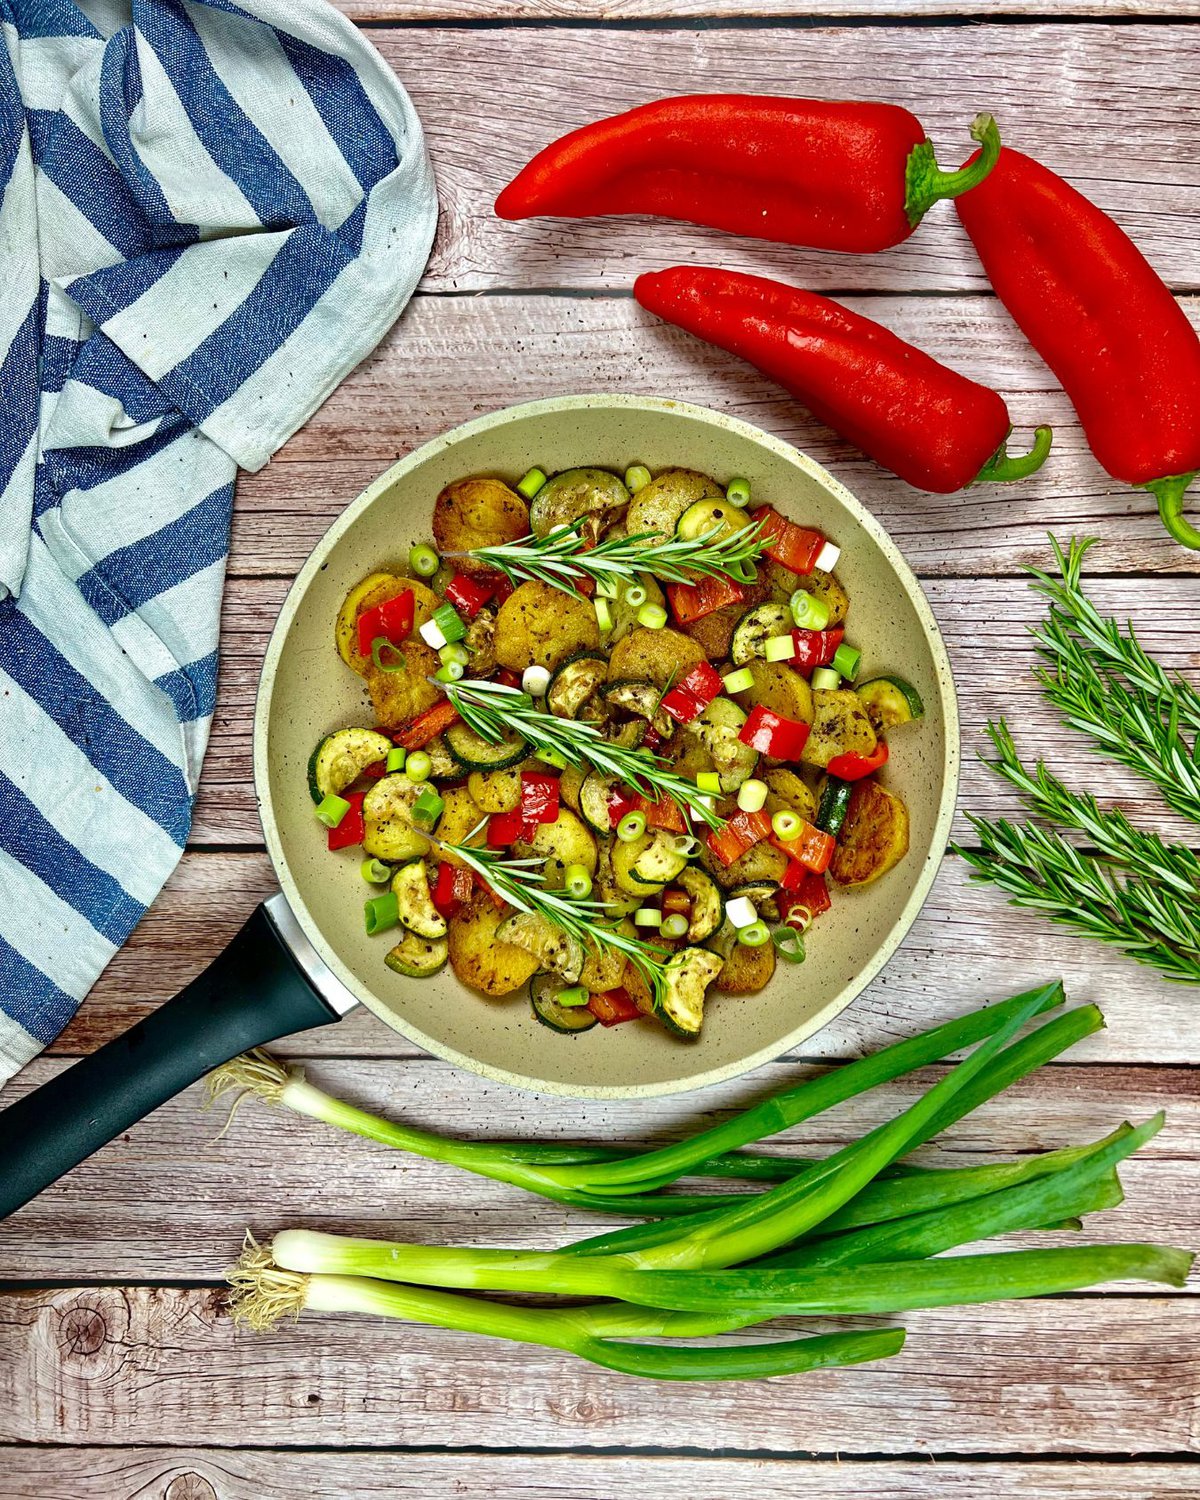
[357,589,415,658]
[955,148,1200,548]
[636,267,1051,495]
[444,573,494,619]
[666,573,745,626]
[791,627,845,677]
[327,792,365,851]
[738,705,811,760]
[751,507,826,576]
[828,742,889,781]
[588,987,643,1027]
[497,98,1002,253]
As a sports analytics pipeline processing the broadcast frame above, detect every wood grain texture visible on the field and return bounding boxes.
[55,850,1200,1064]
[5,1451,1200,1500]
[191,573,1200,846]
[0,1286,1194,1452]
[234,294,1200,579]
[371,25,1200,294]
[342,4,1200,19]
[0,1057,1193,1279]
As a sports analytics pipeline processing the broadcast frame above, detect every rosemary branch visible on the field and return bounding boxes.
[442,678,723,828]
[465,520,766,597]
[438,830,668,1001]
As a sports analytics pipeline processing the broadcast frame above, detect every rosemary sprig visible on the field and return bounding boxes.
[465,519,766,597]
[442,677,723,828]
[438,829,668,1001]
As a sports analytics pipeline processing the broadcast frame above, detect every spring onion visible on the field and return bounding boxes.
[432,602,467,644]
[764,635,796,663]
[725,896,758,929]
[661,913,689,940]
[617,811,647,842]
[386,747,407,773]
[773,926,806,963]
[623,583,648,608]
[563,863,593,900]
[791,589,830,631]
[556,985,589,1008]
[439,642,470,669]
[314,793,350,828]
[435,661,465,683]
[738,920,771,948]
[594,575,620,599]
[634,907,662,928]
[725,477,751,508]
[517,467,547,499]
[409,544,440,578]
[811,666,841,691]
[522,665,551,697]
[594,598,613,635]
[736,778,768,814]
[772,809,801,841]
[814,540,841,572]
[405,750,432,783]
[361,858,391,884]
[637,603,668,629]
[625,464,652,493]
[721,667,754,694]
[696,771,723,795]
[363,892,399,935]
[371,637,407,674]
[832,642,861,682]
[412,788,444,825]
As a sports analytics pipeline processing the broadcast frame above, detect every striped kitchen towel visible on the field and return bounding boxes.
[0,0,437,1083]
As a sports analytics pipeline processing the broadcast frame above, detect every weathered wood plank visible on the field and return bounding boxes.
[0,1286,1194,1452]
[4,1450,1200,1500]
[234,294,1200,579]
[55,849,1200,1064]
[343,4,1200,19]
[0,1056,1193,1279]
[192,573,1200,846]
[369,25,1200,293]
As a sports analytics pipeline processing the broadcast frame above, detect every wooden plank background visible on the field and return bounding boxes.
[3,6,1199,1496]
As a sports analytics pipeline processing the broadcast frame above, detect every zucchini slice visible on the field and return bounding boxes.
[602,678,674,738]
[423,735,458,781]
[308,728,393,804]
[579,771,618,835]
[731,602,793,666]
[816,777,853,835]
[675,497,747,544]
[688,696,758,793]
[391,860,447,939]
[496,910,585,982]
[445,721,528,771]
[384,931,448,978]
[657,947,724,1038]
[857,675,925,731]
[612,833,667,896]
[362,774,432,862]
[529,467,630,540]
[631,829,689,886]
[530,973,598,1033]
[548,652,609,719]
[677,866,724,942]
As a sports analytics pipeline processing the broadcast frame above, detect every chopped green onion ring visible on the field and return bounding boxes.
[772,926,806,963]
[371,636,408,674]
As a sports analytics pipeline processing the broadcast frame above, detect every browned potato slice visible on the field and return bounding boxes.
[494,580,601,671]
[663,725,716,780]
[704,839,790,891]
[728,658,814,726]
[467,765,524,814]
[580,923,633,993]
[714,937,776,994]
[626,468,723,541]
[801,689,878,770]
[518,806,597,889]
[448,896,540,996]
[433,478,529,575]
[365,639,441,729]
[607,625,704,686]
[622,960,657,1015]
[434,785,486,869]
[830,779,910,887]
[803,568,849,627]
[763,767,818,823]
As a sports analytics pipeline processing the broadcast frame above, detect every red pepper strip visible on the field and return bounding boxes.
[432,862,474,918]
[588,987,643,1027]
[396,700,460,751]
[750,507,825,576]
[642,726,665,753]
[827,742,889,781]
[357,588,415,657]
[608,787,639,828]
[706,808,772,868]
[738,704,812,760]
[359,760,388,780]
[956,149,1200,547]
[791,627,845,677]
[660,662,727,725]
[487,811,539,847]
[327,792,366,851]
[636,268,1051,495]
[520,771,561,825]
[773,824,835,875]
[780,873,831,921]
[658,685,703,726]
[667,573,745,626]
[497,97,1001,253]
[636,792,687,834]
[661,889,691,917]
[490,575,515,607]
[445,573,494,619]
[474,872,507,910]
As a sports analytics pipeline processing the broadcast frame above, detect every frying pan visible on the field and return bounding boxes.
[0,395,958,1221]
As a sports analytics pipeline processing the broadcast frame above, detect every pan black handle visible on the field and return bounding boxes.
[0,896,350,1222]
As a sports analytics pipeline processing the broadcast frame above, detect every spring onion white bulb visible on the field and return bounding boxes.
[725,895,758,929]
[814,540,841,573]
[419,618,448,650]
[522,665,551,697]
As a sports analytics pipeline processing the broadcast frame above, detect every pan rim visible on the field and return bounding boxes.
[253,393,959,1099]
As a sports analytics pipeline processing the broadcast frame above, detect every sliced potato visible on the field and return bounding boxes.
[704,838,789,891]
[580,921,634,993]
[494,580,601,672]
[830,779,910,887]
[763,766,818,823]
[607,626,705,687]
[714,937,776,994]
[727,658,814,726]
[803,568,849,627]
[434,785,488,869]
[448,896,540,997]
[365,640,441,732]
[518,806,597,889]
[467,766,524,814]
[433,478,529,574]
[622,960,657,1015]
[362,774,432,862]
[801,688,878,770]
[626,468,723,542]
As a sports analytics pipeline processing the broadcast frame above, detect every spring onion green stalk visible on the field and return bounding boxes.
[409,544,440,578]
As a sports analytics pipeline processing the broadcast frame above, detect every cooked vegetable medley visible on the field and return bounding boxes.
[312,465,924,1039]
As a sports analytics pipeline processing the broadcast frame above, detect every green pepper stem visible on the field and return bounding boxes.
[1145,472,1200,550]
[905,112,1002,227]
[974,425,1054,486]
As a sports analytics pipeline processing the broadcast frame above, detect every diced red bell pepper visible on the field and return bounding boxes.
[396,700,461,750]
[667,573,746,626]
[608,787,639,828]
[357,588,415,657]
[360,760,388,780]
[474,871,508,909]
[490,575,515,607]
[637,791,687,833]
[706,807,772,867]
[779,873,832,923]
[493,666,522,689]
[659,661,725,725]
[738,704,812,760]
[444,572,494,619]
[487,810,539,847]
[791,627,845,677]
[750,507,825,575]
[773,822,835,875]
[661,889,692,918]
[588,987,643,1026]
[827,741,889,780]
[327,791,366,851]
[432,861,475,918]
[520,771,561,825]
[642,726,665,752]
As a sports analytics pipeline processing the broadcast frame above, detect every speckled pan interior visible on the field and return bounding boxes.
[254,395,959,1098]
